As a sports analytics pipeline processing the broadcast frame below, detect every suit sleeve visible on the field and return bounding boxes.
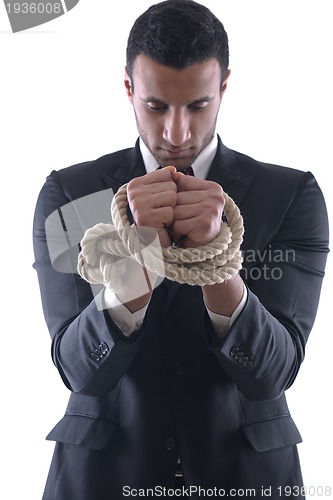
[33,171,147,397]
[208,171,329,401]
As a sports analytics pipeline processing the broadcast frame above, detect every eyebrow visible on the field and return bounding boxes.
[141,96,215,104]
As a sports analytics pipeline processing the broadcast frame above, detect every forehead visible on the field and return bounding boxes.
[131,55,222,102]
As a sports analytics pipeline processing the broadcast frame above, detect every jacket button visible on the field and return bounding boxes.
[243,360,254,369]
[91,352,100,361]
[164,438,176,451]
[90,341,109,361]
[173,363,184,375]
[238,356,248,365]
[230,347,240,356]
[234,351,245,360]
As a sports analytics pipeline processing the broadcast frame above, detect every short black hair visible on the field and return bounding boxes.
[126,0,229,86]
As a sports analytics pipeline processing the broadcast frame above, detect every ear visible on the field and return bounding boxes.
[124,67,133,103]
[220,69,231,98]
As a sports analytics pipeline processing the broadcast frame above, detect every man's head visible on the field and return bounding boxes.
[124,1,230,170]
[126,0,229,90]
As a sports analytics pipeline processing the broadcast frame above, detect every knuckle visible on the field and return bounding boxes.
[127,176,142,191]
[169,191,178,207]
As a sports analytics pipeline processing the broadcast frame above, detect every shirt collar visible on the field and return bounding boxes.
[139,134,218,179]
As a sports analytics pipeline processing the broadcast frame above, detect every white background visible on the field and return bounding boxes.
[1,1,332,498]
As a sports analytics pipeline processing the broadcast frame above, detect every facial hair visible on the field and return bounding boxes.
[133,109,218,171]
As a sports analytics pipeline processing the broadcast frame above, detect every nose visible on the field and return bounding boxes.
[162,109,191,147]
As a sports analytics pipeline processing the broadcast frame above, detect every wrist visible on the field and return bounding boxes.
[158,227,172,248]
[112,257,158,312]
[202,274,244,317]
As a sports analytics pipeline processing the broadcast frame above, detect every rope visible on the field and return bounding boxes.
[77,183,244,288]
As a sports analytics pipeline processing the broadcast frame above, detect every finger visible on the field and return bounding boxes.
[150,191,178,208]
[173,203,202,220]
[176,184,225,212]
[171,218,195,244]
[144,165,177,183]
[176,190,207,206]
[174,174,221,194]
[134,206,174,228]
[173,172,206,190]
[146,165,177,185]
[162,165,177,173]
[128,179,177,198]
[146,180,178,196]
[129,166,176,188]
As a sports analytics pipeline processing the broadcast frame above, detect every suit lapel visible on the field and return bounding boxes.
[101,139,146,194]
[207,137,254,209]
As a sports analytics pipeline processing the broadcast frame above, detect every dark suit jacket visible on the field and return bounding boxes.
[33,137,329,499]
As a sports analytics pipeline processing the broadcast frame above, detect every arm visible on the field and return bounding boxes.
[100,168,240,337]
[33,171,153,397]
[207,172,329,401]
[172,170,245,315]
[33,166,180,396]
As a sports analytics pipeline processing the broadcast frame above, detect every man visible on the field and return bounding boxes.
[33,1,329,498]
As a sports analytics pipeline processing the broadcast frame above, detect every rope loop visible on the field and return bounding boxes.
[78,183,244,288]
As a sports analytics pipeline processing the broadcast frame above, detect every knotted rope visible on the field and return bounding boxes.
[77,183,244,288]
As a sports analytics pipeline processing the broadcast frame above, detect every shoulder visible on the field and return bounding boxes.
[232,147,306,185]
[34,144,139,221]
[219,140,320,200]
[217,140,327,231]
[56,146,136,184]
[40,142,141,202]
[233,148,325,208]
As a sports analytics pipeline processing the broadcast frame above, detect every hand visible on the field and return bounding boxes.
[127,166,177,247]
[171,172,225,248]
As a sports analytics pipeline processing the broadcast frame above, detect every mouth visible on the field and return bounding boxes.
[160,148,191,159]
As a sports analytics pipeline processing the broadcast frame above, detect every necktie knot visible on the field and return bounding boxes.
[182,166,194,176]
[157,166,194,176]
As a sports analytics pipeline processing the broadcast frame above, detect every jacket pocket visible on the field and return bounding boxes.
[240,414,302,452]
[46,414,117,450]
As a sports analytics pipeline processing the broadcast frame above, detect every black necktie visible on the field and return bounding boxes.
[157,166,194,176]
[182,166,194,176]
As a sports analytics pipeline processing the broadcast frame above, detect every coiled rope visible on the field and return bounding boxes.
[77,183,244,288]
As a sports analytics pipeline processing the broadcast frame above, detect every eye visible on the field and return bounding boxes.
[188,101,209,111]
[146,102,167,112]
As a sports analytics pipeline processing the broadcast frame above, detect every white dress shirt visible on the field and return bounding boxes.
[104,136,247,341]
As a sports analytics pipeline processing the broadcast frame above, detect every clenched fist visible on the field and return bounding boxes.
[172,172,225,248]
[127,166,177,247]
[127,167,225,248]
